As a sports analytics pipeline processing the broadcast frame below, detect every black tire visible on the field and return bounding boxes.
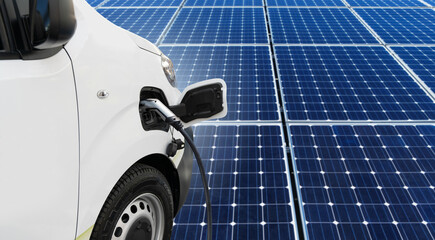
[90,164,174,240]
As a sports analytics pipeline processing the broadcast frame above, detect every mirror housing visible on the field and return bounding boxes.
[30,0,76,49]
[171,79,227,128]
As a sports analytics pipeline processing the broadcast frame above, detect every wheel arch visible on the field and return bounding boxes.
[137,154,180,216]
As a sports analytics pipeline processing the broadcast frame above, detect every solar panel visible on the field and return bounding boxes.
[102,0,183,7]
[185,0,263,6]
[172,125,297,240]
[425,0,435,6]
[268,8,378,44]
[86,0,104,7]
[97,8,176,44]
[160,46,280,121]
[346,0,426,7]
[356,8,435,45]
[275,46,435,121]
[289,124,435,240]
[266,0,345,6]
[392,47,435,94]
[162,8,268,44]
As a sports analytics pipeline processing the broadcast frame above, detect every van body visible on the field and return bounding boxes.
[0,0,226,239]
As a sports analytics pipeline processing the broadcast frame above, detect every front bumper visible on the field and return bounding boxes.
[176,127,194,214]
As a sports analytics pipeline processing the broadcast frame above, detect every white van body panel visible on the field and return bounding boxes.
[0,50,79,239]
[65,0,184,236]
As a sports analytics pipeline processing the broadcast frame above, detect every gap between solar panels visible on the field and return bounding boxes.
[156,0,188,45]
[262,1,309,239]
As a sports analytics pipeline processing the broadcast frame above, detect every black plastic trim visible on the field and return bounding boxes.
[0,0,75,60]
[0,2,10,52]
[175,127,193,214]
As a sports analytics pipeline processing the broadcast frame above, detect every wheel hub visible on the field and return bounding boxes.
[112,193,164,240]
[126,217,152,240]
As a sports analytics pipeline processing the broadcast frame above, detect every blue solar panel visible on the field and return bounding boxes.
[393,47,435,94]
[162,8,268,44]
[426,0,435,6]
[86,0,104,7]
[275,46,435,121]
[102,0,183,7]
[172,125,296,240]
[97,8,176,44]
[356,9,435,45]
[289,125,435,240]
[268,8,378,44]
[346,0,426,6]
[160,46,280,121]
[185,0,263,6]
[266,0,344,6]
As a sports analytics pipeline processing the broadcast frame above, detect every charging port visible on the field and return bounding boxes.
[139,87,170,131]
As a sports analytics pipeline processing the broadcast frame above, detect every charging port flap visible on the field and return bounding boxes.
[171,79,227,127]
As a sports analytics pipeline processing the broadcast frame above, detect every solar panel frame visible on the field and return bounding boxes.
[392,46,435,97]
[345,0,427,7]
[162,7,269,44]
[288,124,435,240]
[171,124,299,240]
[86,0,105,7]
[424,0,435,6]
[268,8,379,44]
[355,8,435,45]
[274,45,435,121]
[101,0,184,7]
[159,45,281,122]
[266,0,345,6]
[97,8,177,44]
[185,0,264,6]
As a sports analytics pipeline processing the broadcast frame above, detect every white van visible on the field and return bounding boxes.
[0,0,226,239]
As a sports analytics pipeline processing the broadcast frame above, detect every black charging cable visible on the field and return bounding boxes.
[166,116,213,240]
[140,99,213,240]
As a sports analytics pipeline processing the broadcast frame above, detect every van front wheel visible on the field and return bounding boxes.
[90,164,174,240]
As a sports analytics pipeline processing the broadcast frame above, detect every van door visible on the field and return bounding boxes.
[0,36,79,240]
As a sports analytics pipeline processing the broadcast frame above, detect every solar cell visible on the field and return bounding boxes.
[346,0,426,7]
[162,8,268,44]
[289,125,435,240]
[97,8,176,44]
[160,46,280,121]
[275,46,435,121]
[185,0,263,6]
[266,0,345,6]
[268,8,378,44]
[356,8,435,45]
[102,0,183,7]
[172,125,296,240]
[392,47,435,94]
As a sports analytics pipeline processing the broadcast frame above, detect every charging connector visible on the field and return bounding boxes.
[140,99,213,240]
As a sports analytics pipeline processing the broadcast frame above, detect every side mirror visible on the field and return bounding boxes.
[170,79,228,127]
[30,0,76,49]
